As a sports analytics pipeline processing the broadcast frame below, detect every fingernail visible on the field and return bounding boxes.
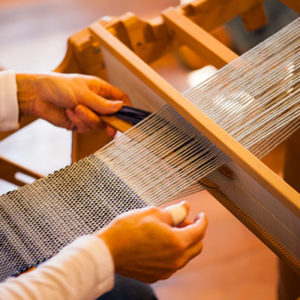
[106,126,116,137]
[111,100,123,106]
[74,106,83,114]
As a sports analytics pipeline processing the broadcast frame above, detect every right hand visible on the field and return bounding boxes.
[97,202,207,283]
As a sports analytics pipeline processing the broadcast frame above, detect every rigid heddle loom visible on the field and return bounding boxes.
[0,0,299,281]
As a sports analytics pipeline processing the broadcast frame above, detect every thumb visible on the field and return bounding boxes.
[175,212,208,246]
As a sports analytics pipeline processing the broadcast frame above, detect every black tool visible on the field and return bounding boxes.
[114,105,151,125]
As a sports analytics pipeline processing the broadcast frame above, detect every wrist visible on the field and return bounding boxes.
[16,73,38,117]
[96,230,120,269]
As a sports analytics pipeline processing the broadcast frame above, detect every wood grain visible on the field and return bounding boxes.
[90,22,300,216]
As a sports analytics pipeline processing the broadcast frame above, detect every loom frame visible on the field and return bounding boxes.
[0,0,299,272]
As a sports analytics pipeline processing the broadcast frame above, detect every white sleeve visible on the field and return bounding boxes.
[0,70,19,131]
[0,235,115,300]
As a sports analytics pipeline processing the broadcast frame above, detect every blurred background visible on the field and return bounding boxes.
[0,0,298,299]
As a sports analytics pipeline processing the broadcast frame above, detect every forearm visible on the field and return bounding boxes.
[0,235,114,300]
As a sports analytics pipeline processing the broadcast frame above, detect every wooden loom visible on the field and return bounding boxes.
[0,0,299,272]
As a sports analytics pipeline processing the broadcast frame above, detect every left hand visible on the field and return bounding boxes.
[98,202,208,283]
[16,73,130,135]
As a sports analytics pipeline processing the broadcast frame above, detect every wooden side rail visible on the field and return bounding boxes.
[1,0,298,180]
[279,0,300,13]
[57,0,266,77]
[0,156,42,186]
[180,0,267,31]
[162,8,239,68]
[56,0,265,161]
[89,21,300,217]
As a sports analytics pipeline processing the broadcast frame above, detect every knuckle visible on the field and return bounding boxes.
[174,257,186,269]
[198,243,204,255]
[160,272,174,280]
[174,239,188,252]
[198,241,204,251]
[148,206,160,215]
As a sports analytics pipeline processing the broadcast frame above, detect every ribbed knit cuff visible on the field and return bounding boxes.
[0,70,19,131]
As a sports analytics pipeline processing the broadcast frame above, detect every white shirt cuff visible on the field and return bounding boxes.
[0,235,115,300]
[56,235,115,299]
[0,70,19,131]
[39,235,115,299]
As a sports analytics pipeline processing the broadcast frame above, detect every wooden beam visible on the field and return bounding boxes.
[162,8,239,68]
[279,0,300,14]
[0,156,41,186]
[241,3,268,31]
[205,179,300,274]
[89,22,300,216]
[71,128,113,162]
[101,116,133,133]
[181,0,265,31]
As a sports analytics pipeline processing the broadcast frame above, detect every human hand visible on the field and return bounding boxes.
[16,73,130,135]
[98,202,207,283]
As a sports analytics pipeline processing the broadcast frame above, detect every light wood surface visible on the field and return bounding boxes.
[2,0,297,298]
[55,0,270,78]
[162,8,239,68]
[279,0,300,13]
[90,22,300,217]
[180,0,265,30]
[101,116,133,133]
[241,3,268,31]
[53,0,274,162]
[0,156,41,186]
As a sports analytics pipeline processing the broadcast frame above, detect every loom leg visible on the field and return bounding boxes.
[278,260,300,300]
[0,156,41,186]
[71,129,113,162]
[278,129,300,300]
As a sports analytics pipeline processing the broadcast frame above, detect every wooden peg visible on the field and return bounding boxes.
[241,3,268,32]
[162,8,239,68]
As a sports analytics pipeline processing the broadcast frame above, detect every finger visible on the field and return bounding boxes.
[187,240,204,260]
[177,219,192,228]
[174,212,208,246]
[66,109,91,133]
[164,201,190,226]
[180,240,204,269]
[106,125,117,137]
[33,100,73,130]
[46,108,73,130]
[74,105,102,129]
[121,94,131,106]
[159,271,175,281]
[141,206,173,226]
[81,91,123,115]
[97,80,131,105]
